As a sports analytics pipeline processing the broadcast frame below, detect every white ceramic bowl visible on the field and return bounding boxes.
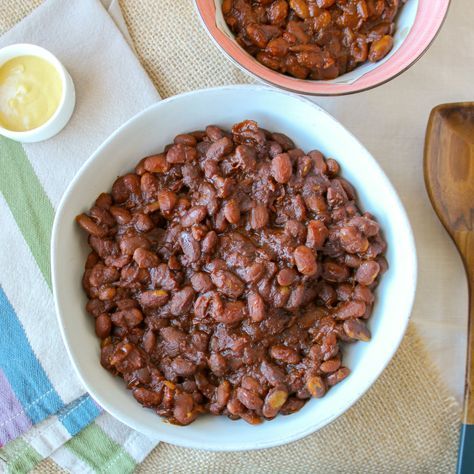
[0,44,75,143]
[52,85,417,451]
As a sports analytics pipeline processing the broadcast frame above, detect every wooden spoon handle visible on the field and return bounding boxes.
[461,240,474,426]
[458,242,474,474]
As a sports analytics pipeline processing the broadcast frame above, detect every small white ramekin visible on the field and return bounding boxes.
[0,43,75,143]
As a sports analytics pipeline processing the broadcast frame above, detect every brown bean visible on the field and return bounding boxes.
[305,194,328,215]
[206,137,234,161]
[333,300,366,320]
[322,261,349,282]
[234,144,257,171]
[343,319,371,341]
[280,396,306,415]
[290,0,310,19]
[133,387,163,407]
[242,263,266,283]
[211,270,245,299]
[214,300,247,325]
[96,286,115,301]
[369,35,394,62]
[201,230,218,254]
[134,213,154,233]
[170,286,195,316]
[237,387,263,410]
[227,397,245,416]
[140,173,159,201]
[260,360,286,386]
[320,357,341,373]
[111,177,129,203]
[111,308,144,328]
[110,206,131,225]
[181,205,207,227]
[179,232,201,263]
[76,214,108,237]
[306,375,326,398]
[327,367,350,386]
[95,193,112,209]
[95,313,112,338]
[158,190,177,213]
[247,291,266,322]
[241,376,261,393]
[143,154,170,173]
[80,120,387,426]
[171,357,196,376]
[89,206,114,228]
[166,144,197,164]
[119,235,150,255]
[160,327,186,355]
[133,247,159,268]
[266,37,290,57]
[262,388,289,418]
[216,380,231,407]
[294,245,318,276]
[325,158,340,176]
[190,272,213,293]
[174,133,197,147]
[339,226,369,254]
[224,199,240,224]
[355,260,380,285]
[306,220,329,249]
[173,392,196,425]
[271,153,292,184]
[143,330,157,353]
[353,284,374,304]
[266,0,287,22]
[250,204,269,230]
[277,267,297,286]
[208,352,227,376]
[138,290,169,309]
[89,264,119,287]
[246,23,271,48]
[270,345,301,364]
[271,132,294,151]
[205,125,226,141]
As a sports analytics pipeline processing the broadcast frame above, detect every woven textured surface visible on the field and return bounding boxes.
[0,1,461,473]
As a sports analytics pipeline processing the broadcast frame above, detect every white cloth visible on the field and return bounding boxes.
[0,0,160,469]
[0,0,160,207]
[312,0,472,404]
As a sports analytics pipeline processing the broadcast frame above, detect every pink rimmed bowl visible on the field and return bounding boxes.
[195,0,450,96]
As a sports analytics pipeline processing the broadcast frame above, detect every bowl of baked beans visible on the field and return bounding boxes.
[52,85,417,450]
[195,0,450,95]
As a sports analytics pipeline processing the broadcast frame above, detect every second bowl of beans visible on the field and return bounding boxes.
[195,0,450,95]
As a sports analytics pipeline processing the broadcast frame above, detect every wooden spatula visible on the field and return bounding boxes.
[424,103,474,474]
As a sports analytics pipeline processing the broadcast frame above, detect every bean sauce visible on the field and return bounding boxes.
[77,120,387,425]
[223,0,406,80]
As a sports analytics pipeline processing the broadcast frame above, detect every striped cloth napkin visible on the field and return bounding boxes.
[0,0,160,471]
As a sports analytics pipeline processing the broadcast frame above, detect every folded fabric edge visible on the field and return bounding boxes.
[1,412,157,474]
[0,394,101,468]
[51,417,157,474]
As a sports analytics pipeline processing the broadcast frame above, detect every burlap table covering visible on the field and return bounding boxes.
[0,1,461,472]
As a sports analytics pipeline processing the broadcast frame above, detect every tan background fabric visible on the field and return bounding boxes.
[0,1,462,473]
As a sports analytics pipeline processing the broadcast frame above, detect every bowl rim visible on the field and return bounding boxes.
[0,43,72,139]
[194,0,451,96]
[51,84,418,450]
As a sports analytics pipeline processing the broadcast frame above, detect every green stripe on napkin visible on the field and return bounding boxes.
[65,423,136,473]
[2,438,42,474]
[0,137,54,289]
